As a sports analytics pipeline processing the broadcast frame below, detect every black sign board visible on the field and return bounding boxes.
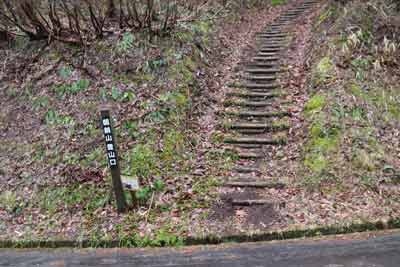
[100,108,126,213]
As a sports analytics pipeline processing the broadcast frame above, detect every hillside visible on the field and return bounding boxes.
[0,0,399,247]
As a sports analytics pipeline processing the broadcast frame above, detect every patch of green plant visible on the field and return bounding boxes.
[210,131,225,144]
[63,152,80,165]
[175,31,194,43]
[111,86,136,102]
[160,90,189,111]
[313,57,334,85]
[351,57,371,81]
[317,56,333,75]
[271,0,286,6]
[350,83,364,97]
[192,176,220,195]
[120,228,184,247]
[122,120,139,138]
[193,20,211,35]
[151,229,183,247]
[130,144,157,178]
[135,186,152,203]
[117,32,135,53]
[316,7,334,26]
[32,96,50,111]
[352,149,377,172]
[5,87,18,98]
[53,79,90,97]
[146,109,168,124]
[304,118,340,176]
[371,88,400,121]
[81,123,97,138]
[205,149,238,173]
[45,109,75,126]
[350,106,366,121]
[272,118,291,129]
[168,58,196,85]
[161,129,185,162]
[143,58,167,73]
[132,72,155,84]
[58,66,73,79]
[135,179,165,203]
[145,90,189,124]
[82,147,104,167]
[304,94,326,116]
[0,191,20,213]
[36,185,109,215]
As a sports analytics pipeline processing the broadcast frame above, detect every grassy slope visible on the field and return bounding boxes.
[0,6,230,245]
[303,0,400,189]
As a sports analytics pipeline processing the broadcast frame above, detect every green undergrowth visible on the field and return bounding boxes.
[301,0,400,189]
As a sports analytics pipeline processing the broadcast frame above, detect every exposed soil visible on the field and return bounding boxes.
[211,190,279,229]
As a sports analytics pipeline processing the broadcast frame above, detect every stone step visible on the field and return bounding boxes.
[259,47,282,53]
[256,34,288,38]
[246,68,280,74]
[228,83,279,91]
[256,31,286,35]
[236,144,262,149]
[233,166,260,173]
[246,75,277,81]
[253,56,280,61]
[278,18,297,22]
[285,11,303,14]
[260,31,287,35]
[230,122,289,130]
[257,37,287,42]
[260,43,284,48]
[238,152,264,159]
[245,62,280,68]
[269,23,291,27]
[226,91,281,98]
[244,82,279,89]
[291,7,311,10]
[257,33,287,38]
[236,129,266,135]
[258,39,287,43]
[257,52,279,57]
[265,27,285,31]
[224,100,273,107]
[224,137,287,145]
[225,110,290,118]
[278,16,296,19]
[281,13,300,16]
[224,181,286,189]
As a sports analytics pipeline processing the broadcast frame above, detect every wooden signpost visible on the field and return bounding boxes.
[100,107,127,213]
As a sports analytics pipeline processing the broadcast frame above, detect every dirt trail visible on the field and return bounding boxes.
[211,0,323,232]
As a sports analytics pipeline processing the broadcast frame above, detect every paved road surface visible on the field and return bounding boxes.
[1,231,400,267]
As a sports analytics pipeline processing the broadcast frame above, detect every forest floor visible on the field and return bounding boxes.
[1,0,400,247]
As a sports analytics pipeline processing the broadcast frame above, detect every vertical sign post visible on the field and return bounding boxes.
[100,107,127,213]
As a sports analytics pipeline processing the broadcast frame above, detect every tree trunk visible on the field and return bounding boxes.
[106,0,117,18]
[0,30,9,42]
